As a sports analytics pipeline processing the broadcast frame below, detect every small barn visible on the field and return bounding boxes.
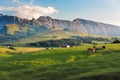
[61,45,70,48]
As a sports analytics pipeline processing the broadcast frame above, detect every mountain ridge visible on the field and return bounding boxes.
[0,14,120,37]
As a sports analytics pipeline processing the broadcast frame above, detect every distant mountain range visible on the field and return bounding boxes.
[0,14,120,37]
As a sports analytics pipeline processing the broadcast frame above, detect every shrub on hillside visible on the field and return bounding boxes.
[112,40,120,43]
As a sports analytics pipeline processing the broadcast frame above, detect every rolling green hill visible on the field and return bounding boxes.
[0,44,120,80]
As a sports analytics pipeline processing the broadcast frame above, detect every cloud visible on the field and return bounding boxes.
[0,5,58,19]
[29,0,34,5]
[0,6,15,11]
[12,0,21,3]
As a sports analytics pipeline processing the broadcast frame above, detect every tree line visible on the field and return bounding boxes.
[26,39,91,47]
[27,37,111,47]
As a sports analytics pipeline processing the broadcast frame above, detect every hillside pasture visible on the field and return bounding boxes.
[0,46,44,54]
[0,44,119,80]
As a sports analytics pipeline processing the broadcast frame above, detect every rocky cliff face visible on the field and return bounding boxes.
[0,14,120,36]
[37,17,120,36]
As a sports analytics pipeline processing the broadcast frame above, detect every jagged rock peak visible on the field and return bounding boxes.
[37,16,52,21]
[73,18,81,21]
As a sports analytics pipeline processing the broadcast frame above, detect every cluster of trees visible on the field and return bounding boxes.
[26,39,91,47]
[26,37,111,47]
[112,40,120,43]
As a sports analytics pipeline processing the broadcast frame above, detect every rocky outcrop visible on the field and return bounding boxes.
[0,14,120,36]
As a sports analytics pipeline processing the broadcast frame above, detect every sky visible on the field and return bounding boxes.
[0,0,120,26]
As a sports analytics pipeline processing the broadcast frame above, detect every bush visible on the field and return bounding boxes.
[112,40,120,43]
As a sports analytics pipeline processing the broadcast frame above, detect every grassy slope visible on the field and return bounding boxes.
[0,44,120,80]
[13,31,85,45]
[5,24,20,35]
[5,30,110,46]
[0,46,44,54]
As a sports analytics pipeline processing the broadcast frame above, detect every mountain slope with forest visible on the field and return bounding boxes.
[0,14,120,45]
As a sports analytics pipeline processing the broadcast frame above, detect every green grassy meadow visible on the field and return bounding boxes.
[0,44,120,80]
